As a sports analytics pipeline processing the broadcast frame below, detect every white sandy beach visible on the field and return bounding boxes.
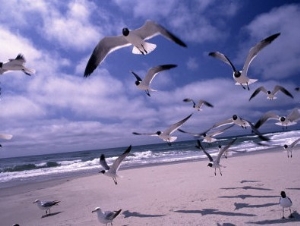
[0,147,299,226]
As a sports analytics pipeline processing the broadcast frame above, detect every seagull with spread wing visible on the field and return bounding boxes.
[0,54,35,75]
[183,98,214,111]
[249,85,293,101]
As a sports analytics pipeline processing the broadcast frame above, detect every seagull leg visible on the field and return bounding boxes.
[113,178,117,185]
[141,44,147,54]
[247,82,250,90]
[289,208,294,218]
[145,90,150,96]
[219,168,222,176]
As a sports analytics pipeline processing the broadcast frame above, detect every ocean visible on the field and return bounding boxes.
[0,130,299,188]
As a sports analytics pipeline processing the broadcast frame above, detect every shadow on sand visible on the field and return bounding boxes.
[234,202,278,210]
[247,211,300,224]
[219,194,278,200]
[122,210,164,218]
[220,186,273,191]
[174,208,256,217]
[41,211,62,218]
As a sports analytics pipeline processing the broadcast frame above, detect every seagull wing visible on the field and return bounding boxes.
[209,125,234,137]
[163,114,193,135]
[243,119,270,141]
[209,51,237,72]
[273,85,293,99]
[183,98,196,107]
[130,71,142,82]
[142,64,177,86]
[132,132,158,136]
[133,20,187,47]
[290,137,300,148]
[242,33,280,75]
[249,86,267,101]
[84,36,130,77]
[198,100,214,108]
[111,145,131,172]
[216,138,237,164]
[42,200,60,207]
[287,108,300,122]
[211,118,234,129]
[105,209,122,220]
[99,154,110,170]
[195,140,214,162]
[254,111,279,129]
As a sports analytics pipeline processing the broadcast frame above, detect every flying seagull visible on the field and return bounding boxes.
[178,124,233,143]
[209,33,280,90]
[84,20,187,77]
[279,191,293,219]
[133,114,193,145]
[249,85,294,101]
[99,145,131,185]
[92,207,122,226]
[210,114,269,141]
[183,98,214,111]
[283,137,300,158]
[196,138,237,176]
[0,133,13,140]
[254,108,300,130]
[0,54,35,75]
[131,64,177,96]
[33,199,60,216]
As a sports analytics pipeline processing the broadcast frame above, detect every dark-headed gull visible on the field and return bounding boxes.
[209,33,280,90]
[92,207,122,225]
[279,191,293,219]
[133,114,193,145]
[196,138,237,176]
[0,54,35,75]
[283,137,300,158]
[178,125,233,143]
[131,64,177,96]
[183,98,214,111]
[249,85,293,101]
[255,108,300,130]
[99,145,131,185]
[33,199,60,215]
[84,20,187,77]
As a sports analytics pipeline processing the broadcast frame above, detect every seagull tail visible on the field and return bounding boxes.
[132,42,157,55]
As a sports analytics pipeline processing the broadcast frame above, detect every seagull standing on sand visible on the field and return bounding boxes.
[92,207,122,225]
[249,85,294,101]
[279,191,293,219]
[131,64,177,96]
[84,20,187,77]
[183,98,214,111]
[33,199,60,215]
[99,145,131,185]
[196,138,237,176]
[133,114,193,145]
[255,108,300,130]
[209,33,280,90]
[283,137,300,158]
[0,54,35,75]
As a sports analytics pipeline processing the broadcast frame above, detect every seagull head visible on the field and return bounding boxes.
[281,191,287,198]
[135,80,141,86]
[207,162,213,167]
[267,91,271,94]
[279,116,286,122]
[99,170,106,174]
[156,131,162,135]
[232,115,238,120]
[283,144,288,149]
[122,28,130,36]
[33,199,40,204]
[92,207,101,213]
[234,71,241,78]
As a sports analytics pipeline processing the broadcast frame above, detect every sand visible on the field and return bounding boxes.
[0,147,299,226]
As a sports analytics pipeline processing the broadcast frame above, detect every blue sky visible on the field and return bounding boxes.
[0,0,299,158]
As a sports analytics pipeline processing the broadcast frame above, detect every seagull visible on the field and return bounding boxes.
[283,137,300,158]
[254,108,300,130]
[131,64,177,96]
[196,138,237,176]
[99,145,131,185]
[133,114,193,145]
[211,115,269,141]
[84,20,187,77]
[295,87,299,92]
[249,85,294,101]
[92,207,122,226]
[33,199,60,215]
[183,98,214,111]
[279,191,293,219]
[178,125,233,143]
[209,33,280,90]
[0,54,35,75]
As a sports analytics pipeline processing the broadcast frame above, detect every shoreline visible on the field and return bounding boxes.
[1,146,300,225]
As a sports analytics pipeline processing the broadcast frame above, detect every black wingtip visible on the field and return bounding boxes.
[265,32,281,43]
[84,56,97,77]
